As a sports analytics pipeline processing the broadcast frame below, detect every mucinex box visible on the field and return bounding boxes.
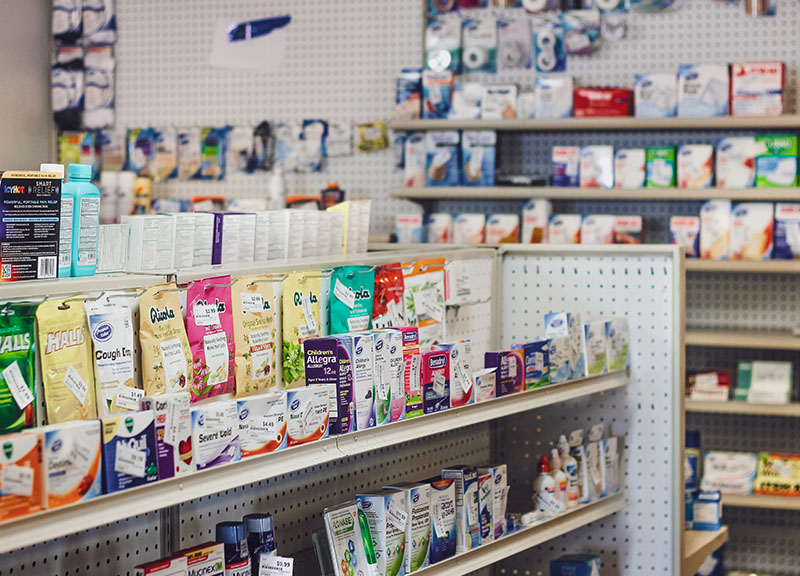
[774,203,800,259]
[286,385,331,446]
[385,481,431,573]
[0,431,42,521]
[670,216,700,258]
[580,215,615,245]
[678,64,730,117]
[352,332,376,429]
[236,392,287,457]
[484,349,524,397]
[731,61,785,117]
[477,473,494,545]
[303,336,354,435]
[552,146,580,187]
[511,339,550,389]
[179,542,224,576]
[614,149,646,189]
[442,466,480,553]
[141,392,193,479]
[756,135,798,188]
[717,137,758,189]
[40,420,102,510]
[101,410,159,493]
[428,477,457,564]
[522,199,552,244]
[579,146,614,188]
[422,349,450,414]
[730,202,774,260]
[356,490,407,576]
[700,200,732,260]
[678,145,714,189]
[190,401,241,471]
[634,72,677,117]
[549,214,582,244]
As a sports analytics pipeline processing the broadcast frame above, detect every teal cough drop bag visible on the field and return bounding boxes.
[330,266,375,335]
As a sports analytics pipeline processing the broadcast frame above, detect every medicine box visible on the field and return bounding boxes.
[670,216,700,259]
[134,556,188,576]
[453,213,486,244]
[730,202,774,260]
[700,451,757,494]
[700,200,732,260]
[433,340,473,408]
[395,67,422,121]
[645,147,676,188]
[756,135,798,188]
[392,327,421,419]
[549,214,581,244]
[736,360,792,404]
[522,199,552,244]
[473,368,497,403]
[208,212,240,265]
[478,464,507,540]
[385,481,431,573]
[477,473,494,544]
[606,317,631,371]
[165,213,196,270]
[634,73,677,117]
[731,61,785,116]
[286,385,331,446]
[0,431,42,521]
[101,410,159,493]
[236,392,287,457]
[774,203,800,259]
[303,336,355,435]
[484,349,524,397]
[356,489,407,576]
[677,145,714,189]
[716,137,757,189]
[579,146,614,188]
[573,87,632,118]
[755,452,800,496]
[427,477,457,564]
[545,312,571,383]
[141,392,193,479]
[511,339,550,389]
[691,490,722,531]
[614,148,646,189]
[282,210,305,259]
[425,131,460,187]
[581,215,615,245]
[122,215,175,272]
[568,312,587,380]
[190,401,242,471]
[550,554,602,576]
[422,70,454,119]
[583,321,608,376]
[302,210,319,258]
[422,349,450,414]
[179,542,224,576]
[482,85,517,120]
[461,131,496,186]
[352,333,376,429]
[192,212,214,268]
[678,64,730,117]
[441,466,480,553]
[535,76,573,119]
[485,214,519,244]
[552,146,580,187]
[371,330,394,427]
[614,216,643,244]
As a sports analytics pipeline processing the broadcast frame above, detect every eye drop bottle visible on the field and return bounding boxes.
[67,163,100,277]
[41,163,72,277]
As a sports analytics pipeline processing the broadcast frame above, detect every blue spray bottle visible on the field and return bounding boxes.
[66,164,101,277]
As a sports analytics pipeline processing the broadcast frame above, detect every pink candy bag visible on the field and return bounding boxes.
[186,275,235,402]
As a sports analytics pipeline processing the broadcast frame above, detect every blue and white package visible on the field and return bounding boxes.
[190,401,242,471]
[477,472,494,545]
[545,312,571,383]
[552,146,580,187]
[535,76,573,118]
[274,121,301,171]
[634,73,677,117]
[83,45,114,129]
[297,119,328,173]
[449,83,485,119]
[510,338,551,389]
[422,71,454,119]
[774,204,800,260]
[425,131,460,187]
[462,18,497,74]
[83,0,117,44]
[461,131,496,186]
[692,490,722,531]
[427,0,458,15]
[52,47,84,132]
[100,410,159,494]
[562,9,601,55]
[550,554,602,576]
[532,14,566,73]
[428,477,457,564]
[441,466,480,553]
[352,332,376,430]
[426,18,461,73]
[396,68,423,121]
[678,64,730,117]
[497,18,532,71]
[53,0,83,43]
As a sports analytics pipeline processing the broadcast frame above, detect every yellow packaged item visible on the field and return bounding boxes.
[282,271,322,388]
[232,275,277,396]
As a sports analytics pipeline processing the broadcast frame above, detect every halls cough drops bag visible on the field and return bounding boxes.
[0,303,37,433]
[139,283,192,397]
[37,298,97,423]
[283,271,322,388]
[232,275,277,397]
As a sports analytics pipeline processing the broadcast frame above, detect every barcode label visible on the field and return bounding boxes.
[38,256,57,279]
[1,264,10,279]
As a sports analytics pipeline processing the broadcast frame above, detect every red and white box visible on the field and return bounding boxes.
[730,61,785,117]
[573,88,633,118]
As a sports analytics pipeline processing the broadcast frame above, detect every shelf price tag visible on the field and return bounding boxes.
[241,292,265,314]
[193,302,220,327]
[64,364,88,406]
[259,555,294,576]
[3,361,33,409]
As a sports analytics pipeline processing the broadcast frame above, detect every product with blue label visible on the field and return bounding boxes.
[552,146,580,187]
[550,554,602,576]
[511,339,551,389]
[532,14,566,73]
[216,521,251,576]
[395,68,423,121]
[422,349,450,414]
[692,490,722,531]
[356,489,407,576]
[427,477,457,563]
[244,513,276,573]
[545,312,571,383]
[477,472,494,544]
[461,131,496,186]
[462,18,497,74]
[101,410,159,493]
[352,333,376,429]
[426,18,461,73]
[425,131,460,186]
[678,64,730,117]
[442,466,480,553]
[190,400,242,471]
[634,73,677,117]
[303,335,354,435]
[384,481,431,573]
[422,71,454,119]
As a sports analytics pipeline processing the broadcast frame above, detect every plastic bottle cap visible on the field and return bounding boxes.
[216,521,247,544]
[326,183,340,189]
[243,513,274,534]
[538,455,550,474]
[67,163,93,181]
[40,163,65,179]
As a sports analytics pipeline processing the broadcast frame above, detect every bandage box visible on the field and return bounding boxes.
[614,148,646,189]
[453,214,486,244]
[179,542,224,576]
[484,349,524,397]
[717,137,758,189]
[352,333,376,430]
[477,473,494,545]
[478,464,507,540]
[634,73,677,117]
[573,88,632,118]
[549,214,582,244]
[482,85,518,120]
[522,199,552,244]
[101,410,159,493]
[645,147,676,188]
[678,145,714,189]
[134,557,188,576]
[395,214,423,244]
[756,135,798,188]
[385,481,431,573]
[545,312,571,383]
[584,321,608,376]
[141,392,193,479]
[485,214,519,244]
[687,371,731,402]
[550,555,602,576]
[427,477,457,563]
[356,490,408,576]
[422,71,454,119]
[678,64,730,117]
[581,215,616,245]
[286,385,331,446]
[460,131,496,186]
[422,349,450,414]
[517,91,536,119]
[511,338,550,389]
[774,203,800,259]
[236,392,287,457]
[731,61,785,117]
[40,421,102,510]
[670,216,700,258]
[449,83,485,120]
[425,131,460,187]
[425,213,453,244]
[730,202,774,260]
[605,318,630,371]
[552,146,580,187]
[736,361,792,404]
[441,466,480,553]
[535,76,573,119]
[189,401,241,471]
[433,341,473,408]
[462,18,497,75]
[614,216,643,244]
[395,68,422,121]
[0,432,42,521]
[404,133,426,188]
[579,146,614,188]
[700,200,732,260]
[700,451,757,495]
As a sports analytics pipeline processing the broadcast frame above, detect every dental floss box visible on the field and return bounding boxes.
[678,64,730,117]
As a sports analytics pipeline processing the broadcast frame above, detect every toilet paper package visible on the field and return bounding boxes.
[462,18,497,74]
[700,200,732,260]
[645,147,676,188]
[453,214,486,245]
[461,131,496,186]
[579,146,614,188]
[677,145,714,189]
[422,71,454,119]
[614,149,646,189]
[535,76,573,119]
[522,199,552,243]
[716,137,757,189]
[730,203,774,260]
[756,135,798,188]
[774,204,800,259]
[552,146,580,187]
[549,214,582,244]
[678,64,730,117]
[670,216,700,259]
[425,131,460,186]
[581,215,616,245]
[731,61,785,116]
[634,73,677,117]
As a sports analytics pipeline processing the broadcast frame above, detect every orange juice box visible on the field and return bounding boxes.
[0,431,43,521]
[41,420,102,509]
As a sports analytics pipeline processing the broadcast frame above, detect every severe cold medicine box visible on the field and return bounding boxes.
[0,171,62,281]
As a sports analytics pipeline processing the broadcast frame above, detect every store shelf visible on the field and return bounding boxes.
[683,527,729,575]
[0,369,628,554]
[418,493,627,576]
[723,494,800,510]
[686,399,800,416]
[685,329,800,350]
[391,186,800,202]
[686,260,800,273]
[0,272,169,300]
[391,115,800,132]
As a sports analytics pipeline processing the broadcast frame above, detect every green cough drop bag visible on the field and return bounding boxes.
[330,266,375,335]
[0,303,37,432]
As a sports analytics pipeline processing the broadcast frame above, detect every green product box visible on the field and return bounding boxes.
[734,361,752,401]
[756,135,798,188]
[645,147,676,188]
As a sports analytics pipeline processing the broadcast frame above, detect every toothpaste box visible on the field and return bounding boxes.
[634,72,677,117]
[473,368,497,403]
[774,204,800,259]
[484,349,524,397]
[678,145,714,189]
[425,131,460,187]
[580,215,616,245]
[434,341,473,408]
[0,431,42,521]
[372,330,396,426]
[40,421,102,510]
[535,76,574,118]
[286,385,331,446]
[422,349,450,414]
[427,477,457,564]
[236,392,287,457]
[614,216,643,244]
[646,147,676,188]
[352,332,376,429]
[141,392,193,480]
[478,464,507,540]
[477,473,494,545]
[356,489,407,576]
[522,199,552,244]
[482,85,518,120]
[511,338,551,389]
[756,135,798,188]
[392,327,421,419]
[385,481,431,573]
[717,137,758,189]
[731,61,785,117]
[303,336,354,435]
[730,202,774,260]
[101,410,159,493]
[425,213,453,244]
[606,318,630,371]
[579,146,614,188]
[452,213,486,245]
[134,556,189,576]
[670,216,701,258]
[583,321,609,376]
[485,214,519,244]
[614,148,646,189]
[549,214,582,244]
[441,466,480,553]
[461,131,496,186]
[422,70,454,119]
[545,312,571,383]
[678,64,730,117]
[190,401,241,471]
[552,146,580,187]
[700,200,733,260]
[180,542,224,576]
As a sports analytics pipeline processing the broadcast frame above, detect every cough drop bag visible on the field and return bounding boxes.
[282,271,322,388]
[0,303,37,433]
[372,263,406,328]
[231,275,277,397]
[330,265,375,334]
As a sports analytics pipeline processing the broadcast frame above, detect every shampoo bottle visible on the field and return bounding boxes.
[67,163,101,277]
[551,448,568,509]
[41,163,71,278]
[558,434,579,509]
[532,455,557,519]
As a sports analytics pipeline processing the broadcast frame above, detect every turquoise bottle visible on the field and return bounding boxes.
[66,164,101,277]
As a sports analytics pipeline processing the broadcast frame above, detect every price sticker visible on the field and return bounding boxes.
[433,371,446,396]
[115,443,146,478]
[259,555,294,576]
[535,490,564,518]
[454,358,472,394]
[241,292,265,314]
[387,498,408,531]
[64,364,88,405]
[115,386,144,410]
[301,295,318,336]
[2,361,33,409]
[193,302,220,326]
[333,279,356,310]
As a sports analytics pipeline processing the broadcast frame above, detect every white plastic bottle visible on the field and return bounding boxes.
[551,448,568,509]
[41,163,71,278]
[558,434,580,509]
[267,166,286,210]
[532,455,557,519]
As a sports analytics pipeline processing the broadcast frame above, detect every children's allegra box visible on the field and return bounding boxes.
[101,411,159,493]
[0,431,42,521]
[286,385,331,446]
[237,392,287,457]
[141,392,193,480]
[41,420,102,509]
[303,336,354,435]
[422,350,450,414]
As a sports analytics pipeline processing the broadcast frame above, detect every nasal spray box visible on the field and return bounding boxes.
[101,410,159,493]
[286,385,331,446]
[484,349,524,397]
[40,421,102,510]
[372,330,402,427]
[0,432,43,521]
[568,313,586,380]
[442,466,480,553]
[774,204,800,259]
[324,502,374,576]
[352,333,376,429]
[190,401,241,471]
[479,464,508,540]
[433,340,473,408]
[392,327,421,419]
[545,312,572,384]
[236,392,287,457]
[141,392,193,480]
[303,336,355,435]
[422,349,450,414]
[678,64,730,117]
[427,477,457,564]
[356,489,407,576]
[477,472,494,545]
[756,135,798,188]
[511,339,551,389]
[385,481,431,573]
